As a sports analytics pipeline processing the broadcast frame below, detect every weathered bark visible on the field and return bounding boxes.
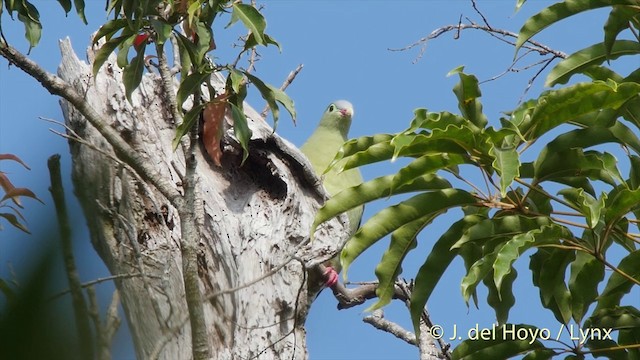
[57,38,350,359]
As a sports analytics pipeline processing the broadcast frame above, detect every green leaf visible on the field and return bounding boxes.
[490,145,519,197]
[229,3,266,46]
[604,5,640,58]
[522,349,558,360]
[534,149,623,187]
[410,215,484,333]
[174,32,199,74]
[92,34,130,76]
[18,1,42,51]
[244,72,296,130]
[589,306,640,330]
[391,153,468,194]
[530,248,574,324]
[493,225,567,295]
[558,188,607,229]
[451,324,544,360]
[73,0,86,24]
[330,134,394,169]
[604,188,640,225]
[176,70,211,107]
[451,71,488,129]
[545,121,640,157]
[558,188,607,228]
[408,110,470,132]
[56,0,71,13]
[193,22,212,68]
[229,102,252,164]
[313,174,451,238]
[93,19,128,44]
[244,32,280,51]
[485,267,516,325]
[172,103,206,150]
[122,41,147,102]
[514,0,527,12]
[149,19,172,45]
[462,250,498,305]
[546,40,640,86]
[594,250,640,312]
[368,214,430,312]
[340,189,477,276]
[629,155,640,189]
[524,81,640,140]
[452,215,555,249]
[515,0,638,54]
[569,252,604,323]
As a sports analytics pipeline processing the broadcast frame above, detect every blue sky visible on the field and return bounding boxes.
[1,1,638,359]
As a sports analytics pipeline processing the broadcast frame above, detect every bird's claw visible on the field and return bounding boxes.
[323,266,339,288]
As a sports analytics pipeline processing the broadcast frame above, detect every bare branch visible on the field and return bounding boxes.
[389,23,566,64]
[363,310,417,345]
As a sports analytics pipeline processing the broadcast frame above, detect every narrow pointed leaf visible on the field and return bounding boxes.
[409,215,485,333]
[530,248,575,324]
[172,103,206,149]
[485,267,516,325]
[229,102,252,164]
[493,225,567,294]
[368,214,432,312]
[490,145,519,197]
[452,216,554,249]
[56,0,71,13]
[452,71,488,129]
[229,3,266,45]
[462,250,498,305]
[569,251,604,323]
[122,42,146,102]
[515,0,637,53]
[391,153,467,193]
[176,70,211,107]
[525,81,640,140]
[312,174,451,236]
[595,250,640,311]
[340,189,477,275]
[604,5,640,57]
[546,40,640,86]
[558,188,607,228]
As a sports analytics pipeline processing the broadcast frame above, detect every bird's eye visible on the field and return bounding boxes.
[328,104,335,112]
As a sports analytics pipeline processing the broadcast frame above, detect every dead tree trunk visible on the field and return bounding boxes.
[57,38,349,360]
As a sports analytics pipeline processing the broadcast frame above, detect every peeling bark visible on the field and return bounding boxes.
[57,38,350,360]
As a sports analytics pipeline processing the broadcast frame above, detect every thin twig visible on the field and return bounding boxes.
[48,154,94,360]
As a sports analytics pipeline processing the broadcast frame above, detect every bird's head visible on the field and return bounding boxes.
[320,100,354,137]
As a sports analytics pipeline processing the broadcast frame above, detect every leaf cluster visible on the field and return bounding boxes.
[313,1,640,358]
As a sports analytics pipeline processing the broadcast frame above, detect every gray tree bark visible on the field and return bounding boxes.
[57,38,350,360]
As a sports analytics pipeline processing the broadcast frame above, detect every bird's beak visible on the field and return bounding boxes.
[340,108,352,117]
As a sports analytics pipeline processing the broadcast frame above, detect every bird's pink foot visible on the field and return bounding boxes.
[323,266,339,288]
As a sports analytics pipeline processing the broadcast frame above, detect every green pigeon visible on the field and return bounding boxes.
[301,100,364,287]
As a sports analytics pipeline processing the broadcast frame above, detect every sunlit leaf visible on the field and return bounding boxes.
[546,40,640,86]
[340,189,477,276]
[515,0,638,54]
[229,102,252,164]
[229,3,266,45]
[368,214,431,312]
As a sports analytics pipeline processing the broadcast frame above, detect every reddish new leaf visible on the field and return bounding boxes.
[0,154,31,170]
[202,97,228,167]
